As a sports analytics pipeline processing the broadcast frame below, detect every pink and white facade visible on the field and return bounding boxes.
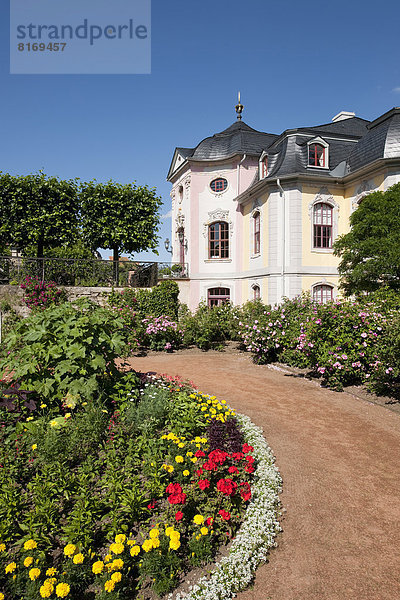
[167,107,400,310]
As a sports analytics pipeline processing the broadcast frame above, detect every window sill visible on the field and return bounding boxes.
[204,259,232,263]
[250,253,261,259]
[311,248,333,253]
[307,165,329,170]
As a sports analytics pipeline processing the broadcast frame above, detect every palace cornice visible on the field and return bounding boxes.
[235,157,400,204]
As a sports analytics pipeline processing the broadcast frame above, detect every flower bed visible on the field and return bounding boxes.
[0,372,281,600]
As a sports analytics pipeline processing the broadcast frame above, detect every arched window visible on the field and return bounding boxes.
[313,203,333,248]
[313,284,333,303]
[252,284,261,300]
[253,211,260,254]
[308,143,326,167]
[209,221,229,259]
[208,287,230,307]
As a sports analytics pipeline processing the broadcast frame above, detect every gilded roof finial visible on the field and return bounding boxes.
[235,91,243,120]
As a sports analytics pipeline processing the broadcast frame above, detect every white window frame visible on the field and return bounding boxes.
[307,137,329,169]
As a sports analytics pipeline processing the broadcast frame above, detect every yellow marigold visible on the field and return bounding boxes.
[114,534,126,544]
[5,562,17,574]
[40,403,47,408]
[45,578,57,585]
[178,442,185,448]
[55,582,70,597]
[92,561,104,574]
[40,583,54,598]
[165,526,174,537]
[191,457,198,463]
[169,539,181,550]
[193,514,204,525]
[110,559,123,571]
[175,455,184,463]
[63,544,76,557]
[186,451,193,457]
[24,556,33,567]
[109,542,124,555]
[29,567,41,580]
[111,571,122,583]
[104,579,115,592]
[169,531,180,542]
[24,539,37,551]
[104,554,112,562]
[183,470,190,476]
[162,463,174,473]
[127,539,136,546]
[46,568,57,576]
[151,538,160,549]
[142,539,153,553]
[149,528,159,539]
[73,553,84,564]
[200,527,209,536]
[0,544,5,552]
[0,593,4,600]
[130,545,140,557]
[31,444,37,450]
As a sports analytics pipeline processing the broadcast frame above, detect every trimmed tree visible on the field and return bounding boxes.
[80,179,161,281]
[0,171,79,257]
[334,183,400,295]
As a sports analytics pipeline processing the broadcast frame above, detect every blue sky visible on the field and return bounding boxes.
[1,0,400,261]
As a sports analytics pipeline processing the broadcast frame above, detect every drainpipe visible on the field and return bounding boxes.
[237,154,246,196]
[277,178,286,298]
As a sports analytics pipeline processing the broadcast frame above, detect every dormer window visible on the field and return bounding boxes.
[307,138,329,168]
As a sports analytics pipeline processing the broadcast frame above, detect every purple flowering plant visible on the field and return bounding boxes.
[20,276,66,311]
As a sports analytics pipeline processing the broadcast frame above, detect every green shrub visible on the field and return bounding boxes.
[181,301,240,350]
[0,299,125,405]
[107,280,180,319]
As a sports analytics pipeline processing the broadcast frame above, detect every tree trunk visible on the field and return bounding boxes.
[113,246,119,285]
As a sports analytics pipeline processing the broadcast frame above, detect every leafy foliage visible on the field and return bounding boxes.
[108,280,180,320]
[181,301,240,350]
[334,183,400,295]
[80,179,162,263]
[0,300,125,404]
[0,172,79,257]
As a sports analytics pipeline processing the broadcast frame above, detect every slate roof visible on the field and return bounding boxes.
[168,108,400,183]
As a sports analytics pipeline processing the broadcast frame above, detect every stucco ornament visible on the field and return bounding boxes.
[353,180,373,210]
[203,209,233,238]
[308,186,340,220]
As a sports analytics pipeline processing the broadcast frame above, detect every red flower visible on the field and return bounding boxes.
[242,443,254,454]
[206,517,214,526]
[228,466,239,474]
[218,509,231,521]
[208,449,228,464]
[217,478,237,496]
[175,511,184,521]
[245,455,255,465]
[244,464,254,474]
[231,452,244,461]
[166,482,182,495]
[240,482,252,502]
[196,468,204,477]
[147,499,157,509]
[202,460,217,472]
[168,492,187,505]
[198,479,210,491]
[195,450,206,458]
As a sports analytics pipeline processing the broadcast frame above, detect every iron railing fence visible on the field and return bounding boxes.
[0,256,188,288]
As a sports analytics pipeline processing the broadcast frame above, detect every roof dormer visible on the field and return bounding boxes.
[307,137,329,169]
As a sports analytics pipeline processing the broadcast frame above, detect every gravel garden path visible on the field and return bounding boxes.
[127,351,400,600]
